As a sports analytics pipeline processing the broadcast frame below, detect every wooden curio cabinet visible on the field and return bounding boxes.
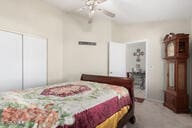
[163,33,189,113]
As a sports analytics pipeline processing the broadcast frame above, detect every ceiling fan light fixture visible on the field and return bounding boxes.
[89,11,94,17]
[79,0,115,24]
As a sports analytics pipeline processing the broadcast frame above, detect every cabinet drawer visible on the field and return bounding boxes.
[165,93,176,108]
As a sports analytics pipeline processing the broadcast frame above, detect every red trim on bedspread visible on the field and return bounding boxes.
[57,96,132,128]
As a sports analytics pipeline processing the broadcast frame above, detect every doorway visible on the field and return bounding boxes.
[126,41,147,99]
[109,41,148,99]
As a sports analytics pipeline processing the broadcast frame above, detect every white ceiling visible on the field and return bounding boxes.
[43,0,192,23]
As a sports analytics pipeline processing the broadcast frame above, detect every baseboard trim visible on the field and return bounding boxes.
[146,98,192,112]
[146,98,164,104]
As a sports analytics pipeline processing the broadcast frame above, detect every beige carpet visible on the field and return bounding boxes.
[125,101,192,128]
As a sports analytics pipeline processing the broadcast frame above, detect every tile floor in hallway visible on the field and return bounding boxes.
[134,87,145,99]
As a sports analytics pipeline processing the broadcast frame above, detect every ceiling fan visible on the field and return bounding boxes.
[78,0,116,24]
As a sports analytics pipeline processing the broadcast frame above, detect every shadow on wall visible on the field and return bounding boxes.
[161,35,167,101]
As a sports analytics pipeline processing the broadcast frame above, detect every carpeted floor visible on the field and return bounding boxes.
[124,101,192,128]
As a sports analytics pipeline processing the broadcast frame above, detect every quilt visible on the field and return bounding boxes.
[0,81,131,128]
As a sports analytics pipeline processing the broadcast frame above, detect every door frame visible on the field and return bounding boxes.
[126,40,149,99]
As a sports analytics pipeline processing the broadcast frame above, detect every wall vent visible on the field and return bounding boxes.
[78,41,96,46]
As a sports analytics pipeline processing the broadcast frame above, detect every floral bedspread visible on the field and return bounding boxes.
[0,81,130,128]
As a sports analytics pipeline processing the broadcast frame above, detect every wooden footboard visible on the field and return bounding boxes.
[81,74,136,127]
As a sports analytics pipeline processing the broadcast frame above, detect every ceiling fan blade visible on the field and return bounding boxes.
[102,9,115,17]
[97,0,107,4]
[78,6,87,12]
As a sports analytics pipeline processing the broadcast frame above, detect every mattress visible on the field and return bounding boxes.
[0,81,132,128]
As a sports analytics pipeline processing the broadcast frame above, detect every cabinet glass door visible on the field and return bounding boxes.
[167,41,175,57]
[178,40,185,53]
[168,63,175,89]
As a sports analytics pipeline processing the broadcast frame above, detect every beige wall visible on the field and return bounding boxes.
[191,18,192,31]
[62,13,112,81]
[112,20,191,101]
[0,0,64,84]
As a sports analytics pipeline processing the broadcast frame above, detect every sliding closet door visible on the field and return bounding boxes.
[0,31,22,91]
[23,35,47,89]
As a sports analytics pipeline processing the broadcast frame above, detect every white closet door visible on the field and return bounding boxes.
[109,42,126,77]
[23,35,47,89]
[0,31,22,91]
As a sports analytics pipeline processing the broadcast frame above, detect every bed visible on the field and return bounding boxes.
[0,74,135,128]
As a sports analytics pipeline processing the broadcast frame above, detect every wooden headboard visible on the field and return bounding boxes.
[81,74,134,101]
